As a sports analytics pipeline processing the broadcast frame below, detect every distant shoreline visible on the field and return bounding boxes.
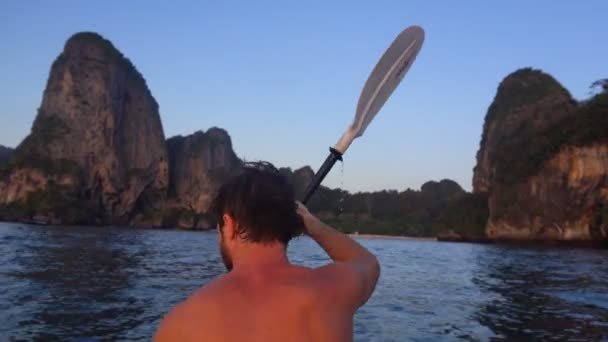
[3,221,604,247]
[0,220,439,240]
[348,233,436,241]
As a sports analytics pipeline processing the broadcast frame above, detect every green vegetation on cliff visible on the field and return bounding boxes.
[65,32,146,86]
[0,146,13,165]
[483,68,577,186]
[436,193,488,238]
[493,88,607,193]
[554,91,608,147]
[478,69,608,238]
[1,114,80,178]
[483,68,572,129]
[140,207,215,229]
[302,179,465,237]
[0,183,92,224]
[484,70,608,189]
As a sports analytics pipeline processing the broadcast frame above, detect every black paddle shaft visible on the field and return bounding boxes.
[301,147,343,204]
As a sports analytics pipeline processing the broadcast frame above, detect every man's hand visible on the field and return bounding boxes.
[295,200,380,311]
[295,201,317,236]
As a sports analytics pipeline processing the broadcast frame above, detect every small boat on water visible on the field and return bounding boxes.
[24,215,51,225]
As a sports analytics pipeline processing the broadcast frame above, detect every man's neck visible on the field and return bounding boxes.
[230,242,290,272]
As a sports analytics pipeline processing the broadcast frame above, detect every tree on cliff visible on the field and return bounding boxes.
[590,78,608,94]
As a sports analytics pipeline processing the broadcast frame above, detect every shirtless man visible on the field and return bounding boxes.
[154,162,380,341]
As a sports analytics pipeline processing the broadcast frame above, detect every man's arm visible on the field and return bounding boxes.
[154,306,185,342]
[296,202,380,310]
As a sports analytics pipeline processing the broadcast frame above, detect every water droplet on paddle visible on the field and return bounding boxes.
[340,160,344,188]
[339,160,345,215]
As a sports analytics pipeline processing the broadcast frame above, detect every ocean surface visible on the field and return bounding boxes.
[1,222,607,341]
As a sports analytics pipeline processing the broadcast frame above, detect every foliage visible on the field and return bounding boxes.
[482,72,607,224]
[435,193,489,237]
[493,91,608,187]
[0,183,92,224]
[67,32,146,84]
[480,70,606,188]
[0,146,13,165]
[300,178,466,237]
[590,78,608,94]
[1,113,80,179]
[141,207,216,229]
[160,208,189,228]
[480,68,573,148]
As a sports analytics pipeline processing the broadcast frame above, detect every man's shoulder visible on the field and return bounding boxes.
[307,263,367,300]
[278,264,354,304]
[154,281,224,341]
[182,276,228,308]
[161,277,227,322]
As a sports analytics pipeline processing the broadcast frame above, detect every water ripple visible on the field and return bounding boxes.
[1,223,607,341]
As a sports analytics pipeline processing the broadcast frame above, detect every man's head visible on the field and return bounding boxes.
[211,162,305,270]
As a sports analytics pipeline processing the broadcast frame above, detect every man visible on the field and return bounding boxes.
[155,162,380,341]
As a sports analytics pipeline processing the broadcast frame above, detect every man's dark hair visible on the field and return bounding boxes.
[211,161,304,245]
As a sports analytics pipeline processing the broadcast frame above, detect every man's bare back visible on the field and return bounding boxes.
[156,262,355,341]
[154,163,379,341]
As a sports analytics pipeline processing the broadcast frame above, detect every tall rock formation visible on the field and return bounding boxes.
[0,32,168,224]
[420,179,464,199]
[0,146,13,165]
[280,165,314,199]
[166,128,241,216]
[473,68,608,243]
[473,68,577,193]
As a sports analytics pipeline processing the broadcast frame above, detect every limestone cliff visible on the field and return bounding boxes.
[487,144,608,241]
[0,32,168,224]
[280,166,314,199]
[0,31,313,228]
[474,68,608,243]
[0,146,13,165]
[421,179,463,199]
[473,68,576,193]
[166,128,241,214]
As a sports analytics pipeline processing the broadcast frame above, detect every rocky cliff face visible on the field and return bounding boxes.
[487,144,608,241]
[473,68,576,193]
[0,32,168,224]
[166,128,241,214]
[474,68,608,243]
[280,166,314,199]
[421,179,463,199]
[0,146,13,165]
[0,31,313,228]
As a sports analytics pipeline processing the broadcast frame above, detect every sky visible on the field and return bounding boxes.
[0,1,606,193]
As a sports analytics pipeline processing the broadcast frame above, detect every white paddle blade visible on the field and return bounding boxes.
[334,25,425,154]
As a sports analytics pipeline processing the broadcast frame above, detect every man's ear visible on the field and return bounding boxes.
[222,214,238,240]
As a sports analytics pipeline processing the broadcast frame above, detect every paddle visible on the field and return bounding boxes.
[301,25,425,204]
